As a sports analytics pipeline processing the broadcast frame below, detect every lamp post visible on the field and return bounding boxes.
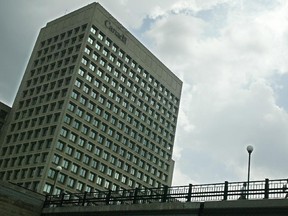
[246,145,253,199]
[51,166,62,195]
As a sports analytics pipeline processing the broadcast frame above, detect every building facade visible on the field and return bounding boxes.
[0,102,11,142]
[0,3,182,195]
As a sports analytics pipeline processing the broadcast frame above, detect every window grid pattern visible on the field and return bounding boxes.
[51,25,180,191]
[0,24,88,191]
[0,18,181,194]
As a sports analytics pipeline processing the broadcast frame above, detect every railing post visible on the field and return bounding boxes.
[162,185,168,203]
[82,191,87,206]
[105,190,111,205]
[121,189,126,204]
[223,181,229,200]
[59,192,65,207]
[264,178,269,199]
[133,188,139,204]
[44,194,50,207]
[187,184,193,202]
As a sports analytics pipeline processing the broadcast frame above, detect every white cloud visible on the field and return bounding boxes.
[142,0,288,184]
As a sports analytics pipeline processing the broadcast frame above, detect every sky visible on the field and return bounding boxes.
[1,0,288,186]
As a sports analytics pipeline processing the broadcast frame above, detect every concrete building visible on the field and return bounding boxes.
[0,101,11,151]
[0,102,11,143]
[0,3,182,195]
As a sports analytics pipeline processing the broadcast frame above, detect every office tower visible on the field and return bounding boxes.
[0,3,182,195]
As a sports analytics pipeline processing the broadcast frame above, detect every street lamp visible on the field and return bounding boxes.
[51,165,62,195]
[246,145,253,199]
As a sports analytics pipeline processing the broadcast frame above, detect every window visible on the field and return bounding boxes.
[58,173,66,183]
[125,56,130,63]
[86,74,92,82]
[131,61,136,68]
[118,50,124,58]
[72,120,80,129]
[107,168,113,176]
[43,183,52,193]
[76,108,83,117]
[105,139,112,148]
[97,135,104,144]
[79,96,87,105]
[107,128,114,136]
[96,69,103,77]
[68,103,76,112]
[102,49,108,56]
[105,39,111,46]
[88,172,95,181]
[89,63,95,71]
[98,32,104,40]
[100,59,106,66]
[52,154,61,165]
[91,90,97,99]
[113,70,119,77]
[92,52,99,60]
[95,42,101,50]
[101,85,107,93]
[103,112,110,120]
[65,146,73,155]
[96,176,103,185]
[71,164,79,173]
[56,141,65,150]
[89,130,97,139]
[114,172,120,180]
[76,182,83,191]
[87,37,94,44]
[81,57,88,65]
[78,138,85,147]
[78,68,85,76]
[121,175,127,183]
[91,27,97,34]
[74,79,82,88]
[69,133,77,142]
[102,151,109,160]
[84,47,91,54]
[116,61,121,67]
[80,168,87,178]
[71,91,78,100]
[95,107,102,115]
[95,147,102,156]
[64,115,72,124]
[98,96,105,104]
[60,128,68,137]
[112,45,117,52]
[62,159,70,169]
[120,75,127,83]
[83,155,90,164]
[91,159,98,168]
[67,177,75,188]
[109,54,115,62]
[75,150,82,160]
[99,163,106,173]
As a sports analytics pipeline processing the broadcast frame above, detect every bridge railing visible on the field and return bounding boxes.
[43,178,288,207]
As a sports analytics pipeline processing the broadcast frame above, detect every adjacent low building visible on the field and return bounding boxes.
[0,102,11,144]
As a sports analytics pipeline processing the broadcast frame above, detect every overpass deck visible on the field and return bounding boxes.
[42,178,288,215]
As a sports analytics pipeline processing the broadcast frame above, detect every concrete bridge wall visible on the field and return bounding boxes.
[0,181,44,216]
[42,199,288,216]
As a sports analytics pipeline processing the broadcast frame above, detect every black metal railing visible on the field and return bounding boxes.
[43,178,288,207]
